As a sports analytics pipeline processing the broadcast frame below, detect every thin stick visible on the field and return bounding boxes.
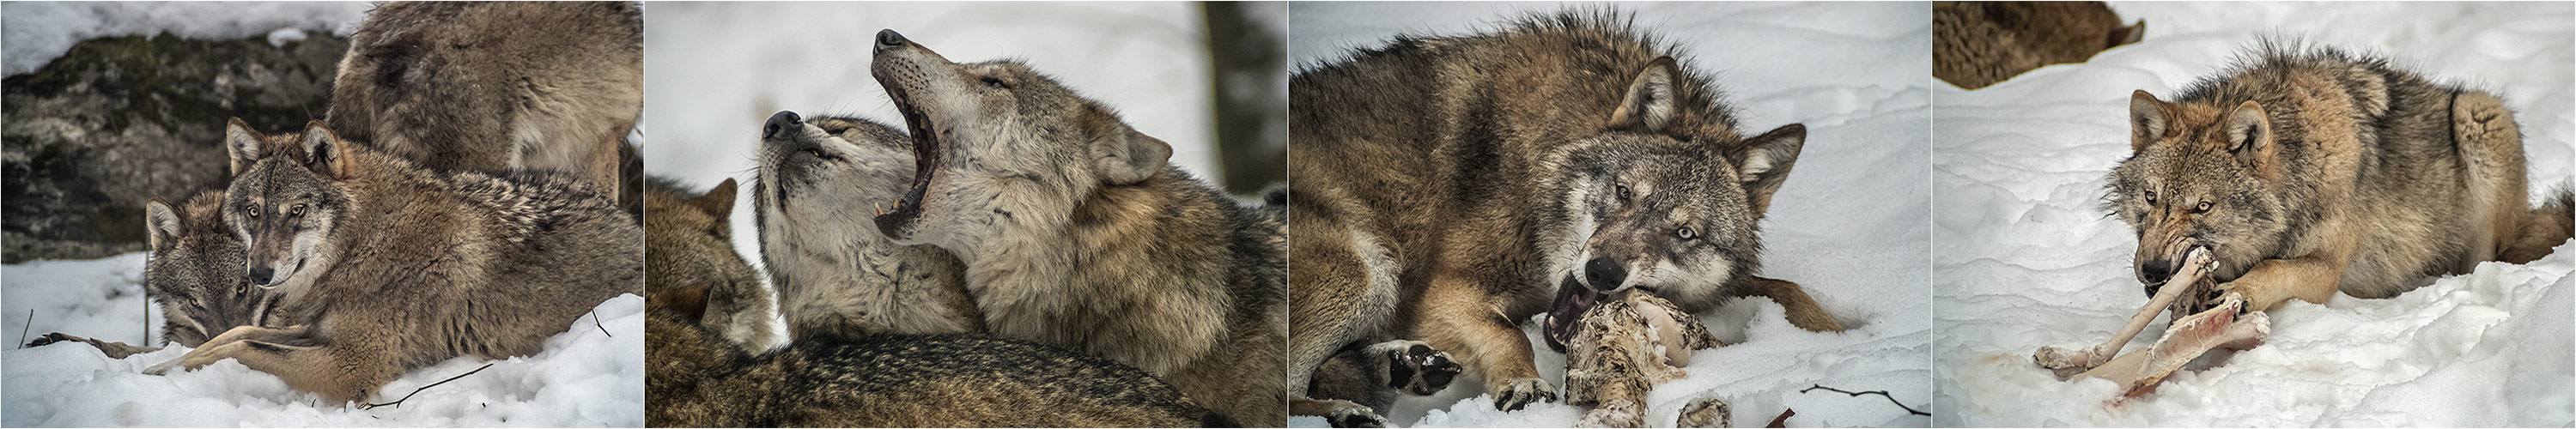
[591,310,611,337]
[1765,408,1795,428]
[1800,384,1930,416]
[17,309,33,349]
[360,363,494,409]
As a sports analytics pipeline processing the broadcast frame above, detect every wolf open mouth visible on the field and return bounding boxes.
[872,82,941,239]
[1543,275,1603,353]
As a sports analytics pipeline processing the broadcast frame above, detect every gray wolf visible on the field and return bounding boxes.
[645,177,775,349]
[327,1,641,202]
[1935,1,2146,89]
[27,191,282,358]
[142,119,640,405]
[752,112,982,341]
[2109,42,2574,316]
[868,29,1288,425]
[643,281,1234,427]
[1284,10,1842,425]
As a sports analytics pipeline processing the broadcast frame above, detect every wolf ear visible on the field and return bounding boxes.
[2129,90,2170,152]
[1607,57,1683,133]
[1084,107,1170,185]
[299,121,352,178]
[144,198,182,251]
[225,118,266,177]
[2109,20,2146,47]
[694,178,739,225]
[647,281,713,323]
[2226,100,2272,155]
[1733,124,1805,215]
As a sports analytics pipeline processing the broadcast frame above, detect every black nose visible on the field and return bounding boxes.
[1583,257,1626,292]
[876,29,906,48]
[763,111,801,139]
[246,267,275,286]
[2138,258,2176,289]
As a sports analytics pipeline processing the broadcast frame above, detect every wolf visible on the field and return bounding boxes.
[1284,11,1843,425]
[868,29,1288,425]
[25,191,281,358]
[752,112,982,341]
[644,281,1233,427]
[1934,1,2147,89]
[645,177,775,349]
[2109,43,2574,316]
[139,118,641,405]
[326,1,641,202]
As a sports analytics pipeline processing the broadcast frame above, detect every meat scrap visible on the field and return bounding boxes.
[2033,247,2270,396]
[1563,291,1723,427]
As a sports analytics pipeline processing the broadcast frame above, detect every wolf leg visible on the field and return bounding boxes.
[1417,274,1558,411]
[2451,90,2530,266]
[27,333,161,359]
[1730,276,1845,332]
[143,323,394,404]
[2218,253,2348,311]
[1291,213,1406,426]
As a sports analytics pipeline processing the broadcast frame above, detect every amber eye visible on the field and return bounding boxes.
[2194,201,2213,214]
[288,204,306,218]
[2143,190,2157,205]
[246,206,260,219]
[1615,184,1632,201]
[1675,227,1697,240]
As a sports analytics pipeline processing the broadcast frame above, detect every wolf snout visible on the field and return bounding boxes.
[874,29,907,49]
[763,111,802,139]
[1583,257,1627,292]
[246,266,276,286]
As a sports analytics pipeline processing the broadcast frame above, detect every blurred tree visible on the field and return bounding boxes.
[1202,2,1287,195]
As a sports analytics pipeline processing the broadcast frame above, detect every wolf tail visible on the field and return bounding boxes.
[2500,185,2573,264]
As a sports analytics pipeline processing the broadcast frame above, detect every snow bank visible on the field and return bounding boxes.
[3,253,644,427]
[1289,2,1933,427]
[1932,2,2575,426]
[1,2,371,76]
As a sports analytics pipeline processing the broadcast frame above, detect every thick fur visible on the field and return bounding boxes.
[155,120,641,404]
[1285,10,1838,422]
[868,31,1288,425]
[645,177,775,349]
[1934,1,2146,89]
[752,113,981,340]
[28,192,275,358]
[2108,42,2573,315]
[327,1,641,202]
[643,283,1230,428]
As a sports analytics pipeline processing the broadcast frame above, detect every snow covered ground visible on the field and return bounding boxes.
[1290,3,1933,427]
[1932,2,2576,426]
[0,2,370,76]
[1,254,646,427]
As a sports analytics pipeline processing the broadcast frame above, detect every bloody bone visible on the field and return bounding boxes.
[2071,296,2269,396]
[2033,247,2214,372]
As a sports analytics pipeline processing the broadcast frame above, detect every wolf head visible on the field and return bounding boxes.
[219,118,358,295]
[755,112,920,246]
[2107,90,2291,294]
[866,29,1174,257]
[1540,58,1806,351]
[143,191,276,347]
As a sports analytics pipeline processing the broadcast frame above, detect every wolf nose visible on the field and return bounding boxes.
[2137,258,2176,289]
[876,29,906,48]
[246,267,275,286]
[1583,258,1626,292]
[763,111,801,139]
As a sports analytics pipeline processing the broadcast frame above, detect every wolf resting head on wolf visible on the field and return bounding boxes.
[143,190,276,347]
[1534,57,1808,351]
[866,29,1175,256]
[218,118,358,297]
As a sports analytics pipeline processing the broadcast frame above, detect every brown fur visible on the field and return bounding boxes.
[1935,1,2145,89]
[646,178,774,348]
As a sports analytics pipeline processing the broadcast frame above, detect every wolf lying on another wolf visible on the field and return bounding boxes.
[1285,11,1844,426]
[137,119,640,405]
[2110,43,2575,316]
[27,191,280,358]
[645,177,775,349]
[754,112,981,341]
[867,29,1288,425]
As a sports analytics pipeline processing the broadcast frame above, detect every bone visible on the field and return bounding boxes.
[2035,247,2215,372]
[2072,297,2270,396]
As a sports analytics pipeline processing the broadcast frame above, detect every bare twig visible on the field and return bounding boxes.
[1800,384,1930,416]
[591,309,610,337]
[1765,408,1795,428]
[361,363,494,409]
[17,309,33,349]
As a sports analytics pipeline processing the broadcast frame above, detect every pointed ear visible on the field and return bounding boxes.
[1607,57,1683,132]
[2110,20,2146,47]
[225,118,265,177]
[144,198,182,251]
[692,178,738,221]
[2129,90,2170,152]
[1734,124,1805,215]
[299,121,351,178]
[1084,107,1170,185]
[2227,100,2274,158]
[647,281,713,323]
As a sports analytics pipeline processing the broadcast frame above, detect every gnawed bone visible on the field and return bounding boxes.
[2072,296,2269,396]
[1566,291,1722,427]
[2034,247,2215,372]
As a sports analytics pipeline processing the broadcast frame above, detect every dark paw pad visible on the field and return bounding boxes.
[1385,342,1461,396]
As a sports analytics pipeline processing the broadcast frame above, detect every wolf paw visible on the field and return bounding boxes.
[1376,340,1461,396]
[141,359,182,376]
[1491,377,1560,411]
[1321,401,1387,428]
[24,332,81,348]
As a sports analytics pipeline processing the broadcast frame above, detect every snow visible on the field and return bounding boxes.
[1289,3,1933,427]
[1932,2,2576,426]
[1,2,371,76]
[642,3,1239,350]
[2,253,646,427]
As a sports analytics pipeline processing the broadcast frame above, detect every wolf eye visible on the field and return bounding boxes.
[803,148,839,161]
[289,204,305,218]
[1615,184,1632,201]
[1675,227,1697,240]
[2142,190,2157,205]
[246,206,260,219]
[981,76,1009,89]
[2194,201,2213,214]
